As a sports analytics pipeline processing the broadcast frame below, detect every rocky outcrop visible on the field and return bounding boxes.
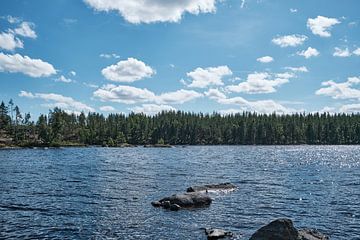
[249,218,329,240]
[186,183,237,193]
[151,192,212,210]
[204,228,233,239]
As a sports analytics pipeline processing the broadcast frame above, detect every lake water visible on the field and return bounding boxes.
[1,146,359,239]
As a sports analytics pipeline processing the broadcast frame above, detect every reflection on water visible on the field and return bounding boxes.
[1,146,359,239]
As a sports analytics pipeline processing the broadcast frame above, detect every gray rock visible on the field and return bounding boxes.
[298,229,329,240]
[162,201,171,209]
[249,218,299,240]
[158,192,212,208]
[204,228,233,239]
[186,183,236,193]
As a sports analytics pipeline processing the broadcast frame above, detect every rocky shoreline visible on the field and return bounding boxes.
[151,183,329,240]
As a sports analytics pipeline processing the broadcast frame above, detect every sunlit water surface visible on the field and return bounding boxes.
[1,146,359,239]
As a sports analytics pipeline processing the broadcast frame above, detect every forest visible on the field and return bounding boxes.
[1,99,360,147]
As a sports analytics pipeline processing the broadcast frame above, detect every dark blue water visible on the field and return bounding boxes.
[1,146,359,239]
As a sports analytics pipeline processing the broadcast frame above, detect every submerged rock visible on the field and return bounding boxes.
[249,219,329,240]
[249,218,299,240]
[204,228,233,239]
[186,183,236,193]
[298,228,329,240]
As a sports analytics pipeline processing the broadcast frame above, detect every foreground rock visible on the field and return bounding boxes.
[187,183,236,193]
[250,218,329,240]
[204,228,233,239]
[151,192,212,210]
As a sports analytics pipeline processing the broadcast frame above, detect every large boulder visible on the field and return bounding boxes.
[249,219,329,240]
[249,218,299,240]
[186,183,236,193]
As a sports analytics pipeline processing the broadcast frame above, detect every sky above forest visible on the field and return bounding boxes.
[0,0,359,116]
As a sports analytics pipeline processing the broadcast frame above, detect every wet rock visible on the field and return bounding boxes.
[298,228,329,240]
[154,192,212,209]
[169,204,181,211]
[249,218,299,240]
[186,183,236,193]
[204,228,233,239]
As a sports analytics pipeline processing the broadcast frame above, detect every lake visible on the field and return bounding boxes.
[1,146,359,239]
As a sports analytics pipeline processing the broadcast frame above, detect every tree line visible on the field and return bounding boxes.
[1,99,360,147]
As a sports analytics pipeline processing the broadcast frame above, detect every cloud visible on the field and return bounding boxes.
[204,88,226,100]
[316,77,360,100]
[290,8,297,13]
[226,72,292,94]
[284,66,309,72]
[354,48,360,56]
[257,56,274,63]
[157,89,203,104]
[0,53,56,77]
[11,22,37,39]
[272,34,307,47]
[307,16,340,37]
[83,82,99,88]
[0,32,23,51]
[2,15,21,24]
[55,75,73,83]
[240,0,246,8]
[339,103,360,113]
[217,98,296,114]
[69,71,76,76]
[333,47,351,57]
[130,104,176,115]
[297,47,320,58]
[100,105,115,112]
[100,53,120,59]
[94,84,156,104]
[187,65,232,88]
[19,91,94,112]
[93,84,202,104]
[84,0,217,24]
[101,57,155,82]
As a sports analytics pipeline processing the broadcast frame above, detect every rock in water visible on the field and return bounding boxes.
[298,229,329,240]
[158,192,212,208]
[249,218,299,240]
[169,204,181,211]
[186,183,236,193]
[204,228,233,239]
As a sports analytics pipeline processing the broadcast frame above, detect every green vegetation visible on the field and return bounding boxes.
[1,99,360,147]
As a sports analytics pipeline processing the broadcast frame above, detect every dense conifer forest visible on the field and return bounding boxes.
[1,99,360,147]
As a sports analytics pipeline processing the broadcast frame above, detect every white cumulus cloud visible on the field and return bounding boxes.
[257,56,274,63]
[84,0,217,24]
[19,91,94,112]
[55,75,73,83]
[11,22,37,39]
[187,65,232,88]
[0,53,56,77]
[307,16,340,37]
[226,72,292,94]
[316,77,360,100]
[354,48,360,56]
[0,32,23,51]
[101,57,155,82]
[272,34,307,47]
[284,66,309,72]
[333,47,352,57]
[93,84,202,105]
[297,47,320,59]
[130,104,176,115]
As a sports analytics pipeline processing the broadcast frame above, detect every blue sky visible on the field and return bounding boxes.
[0,0,359,116]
